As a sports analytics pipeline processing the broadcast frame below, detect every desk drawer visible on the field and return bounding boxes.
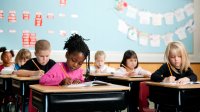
[32,90,128,112]
[50,91,128,112]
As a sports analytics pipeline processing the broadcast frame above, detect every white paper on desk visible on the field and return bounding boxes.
[126,5,138,19]
[184,3,194,16]
[160,82,177,85]
[175,27,186,40]
[66,81,109,88]
[118,19,129,34]
[174,8,185,22]
[164,12,174,25]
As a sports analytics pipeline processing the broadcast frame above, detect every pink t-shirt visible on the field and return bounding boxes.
[39,62,84,86]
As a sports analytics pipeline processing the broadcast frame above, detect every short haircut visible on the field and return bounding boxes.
[95,50,106,60]
[35,39,51,53]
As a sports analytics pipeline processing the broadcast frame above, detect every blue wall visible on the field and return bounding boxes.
[0,0,193,53]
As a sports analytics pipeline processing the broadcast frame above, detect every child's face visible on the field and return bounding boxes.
[66,52,85,71]
[126,57,137,70]
[19,58,29,66]
[1,52,12,64]
[35,50,50,65]
[169,49,182,69]
[95,55,105,68]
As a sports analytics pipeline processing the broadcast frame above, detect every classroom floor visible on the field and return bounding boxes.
[122,100,154,112]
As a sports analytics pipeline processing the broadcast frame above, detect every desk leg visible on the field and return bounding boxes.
[127,82,139,112]
[44,95,48,112]
[21,82,26,112]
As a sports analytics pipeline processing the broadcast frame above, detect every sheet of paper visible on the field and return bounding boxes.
[174,8,185,22]
[164,12,174,25]
[118,19,129,34]
[126,5,138,19]
[151,13,162,26]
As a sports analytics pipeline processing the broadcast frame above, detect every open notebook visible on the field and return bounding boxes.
[160,81,200,85]
[65,81,109,88]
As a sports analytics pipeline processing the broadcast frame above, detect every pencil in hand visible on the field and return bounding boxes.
[167,63,173,76]
[121,64,133,72]
[32,59,44,75]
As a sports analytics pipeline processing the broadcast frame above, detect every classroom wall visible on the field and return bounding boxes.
[0,0,200,63]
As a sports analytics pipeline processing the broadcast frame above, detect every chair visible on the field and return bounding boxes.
[139,82,155,112]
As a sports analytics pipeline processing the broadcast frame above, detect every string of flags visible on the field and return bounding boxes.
[115,0,194,26]
[118,19,195,47]
[115,0,195,47]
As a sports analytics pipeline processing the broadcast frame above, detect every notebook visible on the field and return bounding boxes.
[66,81,109,88]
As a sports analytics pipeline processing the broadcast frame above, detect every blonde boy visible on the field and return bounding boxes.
[90,50,115,74]
[17,40,56,77]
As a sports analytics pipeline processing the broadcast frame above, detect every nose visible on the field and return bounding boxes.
[73,63,78,69]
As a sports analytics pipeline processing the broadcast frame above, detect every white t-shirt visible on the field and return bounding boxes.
[90,65,116,74]
[114,66,151,77]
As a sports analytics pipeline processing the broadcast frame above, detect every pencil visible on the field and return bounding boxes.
[32,59,41,70]
[167,63,173,76]
[121,64,132,71]
[59,63,69,78]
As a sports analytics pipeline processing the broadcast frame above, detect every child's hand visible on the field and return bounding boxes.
[176,77,190,84]
[72,80,81,84]
[60,78,73,85]
[163,76,176,83]
[126,72,136,77]
[95,69,101,73]
[35,70,44,76]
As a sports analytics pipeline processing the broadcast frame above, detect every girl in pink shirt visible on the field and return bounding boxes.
[40,34,90,86]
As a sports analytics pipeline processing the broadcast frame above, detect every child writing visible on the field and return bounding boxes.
[0,47,15,74]
[39,34,90,86]
[90,50,115,74]
[17,39,56,77]
[114,50,151,77]
[151,41,197,84]
[14,48,32,70]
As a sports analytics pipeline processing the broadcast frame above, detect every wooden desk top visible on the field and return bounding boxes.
[0,74,13,78]
[30,84,130,93]
[11,75,40,81]
[108,76,150,81]
[89,73,113,77]
[145,81,200,89]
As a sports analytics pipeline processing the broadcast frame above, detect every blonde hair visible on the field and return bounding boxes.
[15,48,31,63]
[35,39,51,53]
[164,41,190,72]
[95,50,106,60]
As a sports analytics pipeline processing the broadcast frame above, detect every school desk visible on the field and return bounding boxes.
[11,76,40,112]
[88,73,113,81]
[30,84,130,112]
[0,75,13,99]
[108,76,150,112]
[146,81,200,112]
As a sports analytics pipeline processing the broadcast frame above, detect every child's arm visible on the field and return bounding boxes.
[151,64,168,82]
[17,69,44,77]
[184,68,197,82]
[39,63,66,86]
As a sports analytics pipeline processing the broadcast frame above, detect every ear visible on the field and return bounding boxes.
[65,52,69,58]
[34,51,37,56]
